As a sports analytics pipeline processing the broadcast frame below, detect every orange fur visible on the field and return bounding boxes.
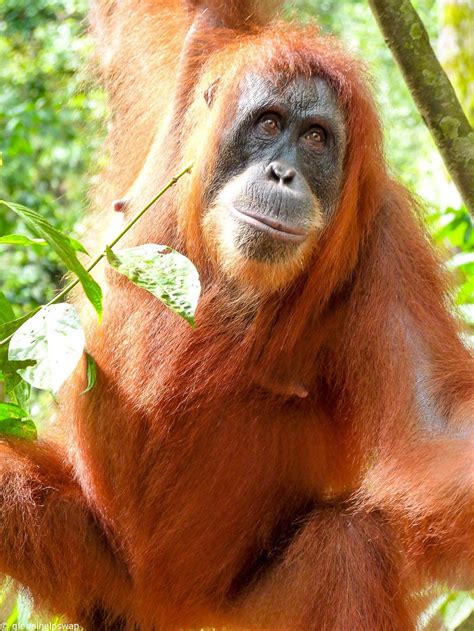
[1,1,473,629]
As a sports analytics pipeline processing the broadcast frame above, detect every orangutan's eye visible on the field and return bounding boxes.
[257,113,282,136]
[302,125,327,148]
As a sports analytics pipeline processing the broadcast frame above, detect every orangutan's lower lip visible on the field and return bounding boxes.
[230,207,308,244]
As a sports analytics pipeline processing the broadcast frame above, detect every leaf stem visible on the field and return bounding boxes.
[0,163,193,346]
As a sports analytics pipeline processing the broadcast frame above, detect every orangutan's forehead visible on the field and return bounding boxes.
[236,73,344,122]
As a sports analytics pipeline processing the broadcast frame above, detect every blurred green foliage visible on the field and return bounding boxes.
[440,0,474,123]
[0,0,105,311]
[0,0,473,628]
[0,0,472,317]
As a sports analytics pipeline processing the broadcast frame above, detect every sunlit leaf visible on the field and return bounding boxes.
[106,244,201,326]
[456,277,474,305]
[0,200,101,317]
[0,402,37,440]
[0,296,34,406]
[0,233,88,253]
[68,236,89,255]
[448,252,474,270]
[0,312,37,341]
[8,379,31,411]
[439,591,474,630]
[0,293,18,396]
[0,292,15,324]
[6,601,18,628]
[8,304,85,393]
[82,351,97,394]
[16,588,34,625]
[0,402,27,421]
[0,234,47,246]
[459,304,474,325]
[0,360,36,385]
[435,207,474,248]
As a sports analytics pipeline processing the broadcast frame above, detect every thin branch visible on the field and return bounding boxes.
[368,0,474,214]
[0,163,193,346]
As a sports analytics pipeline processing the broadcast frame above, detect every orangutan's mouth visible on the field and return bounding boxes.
[230,207,308,244]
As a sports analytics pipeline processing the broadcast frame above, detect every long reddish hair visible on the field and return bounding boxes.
[75,17,470,492]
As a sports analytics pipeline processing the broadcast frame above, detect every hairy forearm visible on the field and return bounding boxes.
[0,440,131,619]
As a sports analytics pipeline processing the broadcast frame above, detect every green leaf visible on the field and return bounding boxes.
[0,402,27,421]
[0,403,37,441]
[67,236,89,255]
[106,244,201,326]
[0,418,37,441]
[8,379,31,411]
[0,360,36,382]
[459,304,474,325]
[0,296,33,408]
[0,233,87,253]
[448,252,474,270]
[0,294,18,396]
[0,200,101,317]
[0,292,15,325]
[16,589,34,625]
[8,303,85,393]
[456,276,474,305]
[0,234,47,246]
[82,351,97,394]
[439,591,474,629]
[6,600,18,629]
[0,312,37,341]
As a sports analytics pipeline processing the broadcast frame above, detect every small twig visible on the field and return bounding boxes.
[0,163,193,346]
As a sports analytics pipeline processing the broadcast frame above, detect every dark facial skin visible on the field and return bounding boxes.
[206,74,347,262]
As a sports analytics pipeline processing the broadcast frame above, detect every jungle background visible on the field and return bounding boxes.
[0,0,473,628]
